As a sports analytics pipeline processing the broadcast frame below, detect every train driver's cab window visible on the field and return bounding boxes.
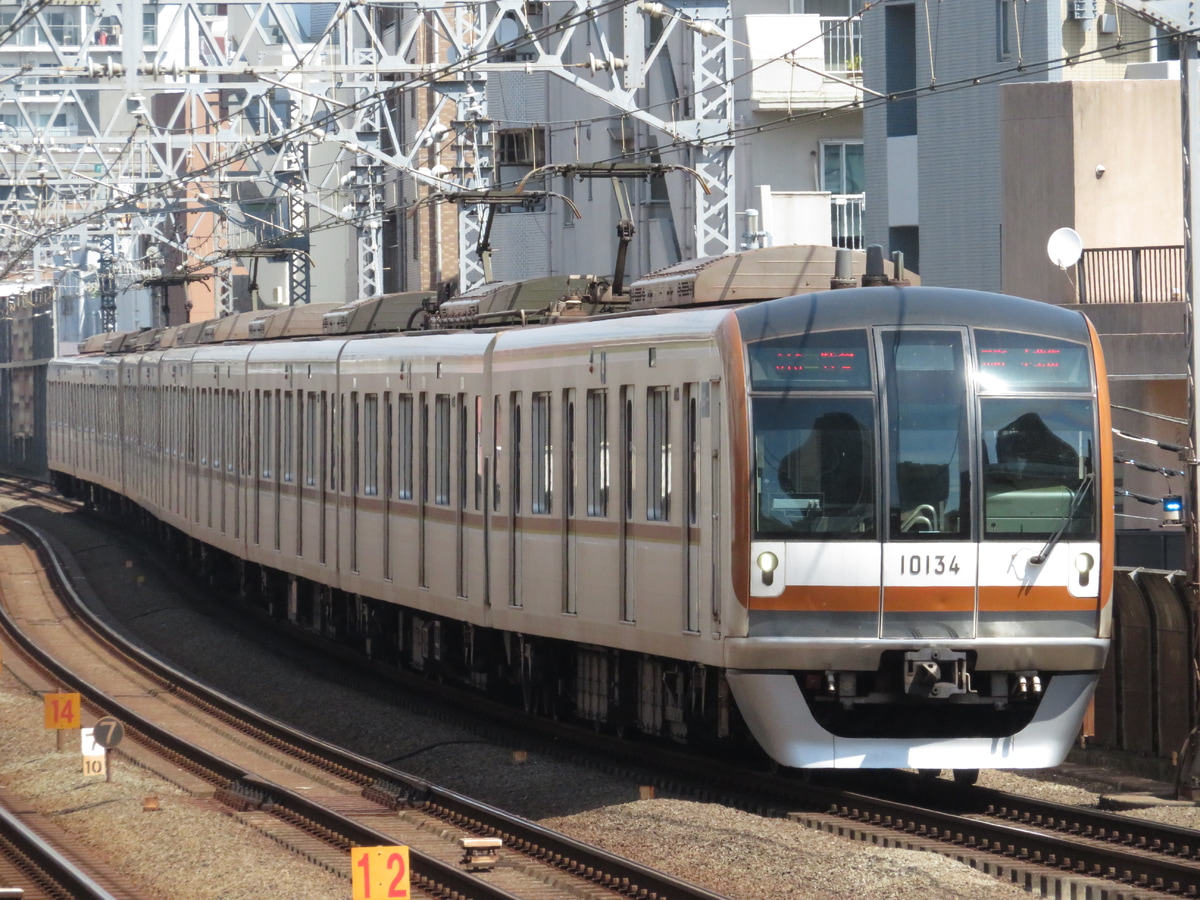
[749,329,875,540]
[980,399,1096,538]
[753,397,876,539]
[975,330,1095,539]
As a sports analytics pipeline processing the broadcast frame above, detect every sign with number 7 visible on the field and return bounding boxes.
[352,846,409,900]
[44,692,81,729]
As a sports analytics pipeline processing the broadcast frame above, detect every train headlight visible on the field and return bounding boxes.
[1074,552,1094,587]
[757,551,779,587]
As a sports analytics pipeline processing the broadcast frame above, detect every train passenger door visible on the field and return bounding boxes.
[683,383,700,634]
[418,392,429,588]
[707,380,722,633]
[877,328,977,640]
[562,389,577,615]
[619,385,635,623]
[457,393,467,598]
[509,392,523,608]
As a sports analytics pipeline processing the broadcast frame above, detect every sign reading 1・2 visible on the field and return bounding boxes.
[352,846,410,900]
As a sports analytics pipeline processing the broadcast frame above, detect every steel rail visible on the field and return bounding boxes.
[0,510,733,900]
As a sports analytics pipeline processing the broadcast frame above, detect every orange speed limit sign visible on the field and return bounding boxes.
[44,693,81,729]
[352,846,410,900]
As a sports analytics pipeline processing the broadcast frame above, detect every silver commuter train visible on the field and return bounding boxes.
[47,248,1114,775]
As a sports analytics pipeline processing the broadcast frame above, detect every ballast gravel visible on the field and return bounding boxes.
[0,501,1195,900]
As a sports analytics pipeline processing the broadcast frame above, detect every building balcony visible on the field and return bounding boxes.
[831,193,864,250]
[744,14,862,111]
[1077,245,1183,304]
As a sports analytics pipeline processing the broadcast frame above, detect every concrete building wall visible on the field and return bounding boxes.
[1001,79,1182,303]
[863,0,1154,289]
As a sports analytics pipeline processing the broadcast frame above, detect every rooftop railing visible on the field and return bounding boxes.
[1077,246,1184,304]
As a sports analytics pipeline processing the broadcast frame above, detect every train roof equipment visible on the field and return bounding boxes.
[322,291,439,335]
[628,244,915,311]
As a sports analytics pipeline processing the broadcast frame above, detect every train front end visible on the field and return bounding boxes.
[723,287,1112,771]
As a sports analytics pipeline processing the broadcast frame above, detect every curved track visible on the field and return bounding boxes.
[0,508,732,900]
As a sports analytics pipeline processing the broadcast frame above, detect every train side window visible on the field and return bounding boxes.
[397,394,413,500]
[647,386,670,522]
[532,392,552,514]
[364,393,379,496]
[434,394,451,505]
[586,389,608,517]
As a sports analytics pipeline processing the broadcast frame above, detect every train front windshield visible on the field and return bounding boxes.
[750,328,1097,542]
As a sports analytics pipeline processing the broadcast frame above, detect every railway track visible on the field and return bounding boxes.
[2,478,1200,900]
[0,509,733,900]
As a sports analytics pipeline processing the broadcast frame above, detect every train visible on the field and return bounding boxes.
[45,245,1113,779]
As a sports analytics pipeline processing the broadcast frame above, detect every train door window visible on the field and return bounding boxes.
[434,394,451,505]
[212,390,222,471]
[282,391,295,483]
[199,389,208,466]
[186,387,196,464]
[474,396,484,511]
[364,393,379,496]
[647,386,671,521]
[301,393,315,483]
[880,330,969,540]
[351,393,361,496]
[686,388,698,527]
[261,390,274,479]
[564,390,576,519]
[327,393,338,493]
[532,391,552,514]
[492,395,503,511]
[338,394,347,493]
[227,392,236,473]
[510,393,522,515]
[622,387,635,521]
[397,394,413,500]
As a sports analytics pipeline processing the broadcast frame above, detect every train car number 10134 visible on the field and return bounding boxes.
[899,554,961,576]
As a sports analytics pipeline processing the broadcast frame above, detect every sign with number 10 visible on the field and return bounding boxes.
[352,845,409,900]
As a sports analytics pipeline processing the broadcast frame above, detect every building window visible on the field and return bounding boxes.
[996,0,1012,61]
[496,128,546,167]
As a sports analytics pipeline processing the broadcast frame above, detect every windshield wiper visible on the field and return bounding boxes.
[1030,472,1094,566]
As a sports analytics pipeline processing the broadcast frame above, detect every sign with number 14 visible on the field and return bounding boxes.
[351,846,409,900]
[44,692,80,729]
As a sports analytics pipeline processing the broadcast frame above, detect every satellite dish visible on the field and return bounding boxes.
[496,17,521,45]
[1046,227,1084,268]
